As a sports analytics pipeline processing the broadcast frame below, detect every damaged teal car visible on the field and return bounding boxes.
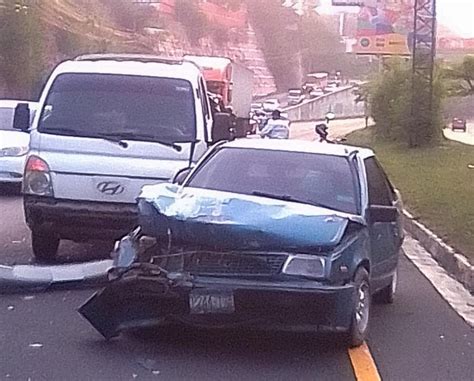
[79,139,404,347]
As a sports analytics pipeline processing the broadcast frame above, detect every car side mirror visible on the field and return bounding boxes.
[173,167,193,185]
[13,103,31,132]
[369,205,398,223]
[212,112,233,143]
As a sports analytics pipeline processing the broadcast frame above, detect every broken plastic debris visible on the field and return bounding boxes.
[23,296,35,301]
[28,343,43,348]
[132,374,138,379]
[152,371,161,375]
[0,260,113,292]
[7,305,14,311]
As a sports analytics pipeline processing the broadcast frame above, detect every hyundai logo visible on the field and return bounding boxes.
[97,181,125,196]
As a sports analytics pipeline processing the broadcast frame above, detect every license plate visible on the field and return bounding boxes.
[189,290,235,315]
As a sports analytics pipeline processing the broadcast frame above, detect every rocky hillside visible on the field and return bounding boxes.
[0,0,276,98]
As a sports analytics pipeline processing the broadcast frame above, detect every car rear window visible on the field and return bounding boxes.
[187,147,359,214]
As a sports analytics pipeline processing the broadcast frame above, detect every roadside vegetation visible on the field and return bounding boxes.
[347,127,474,261]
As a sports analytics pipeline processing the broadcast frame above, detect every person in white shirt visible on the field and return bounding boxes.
[260,110,290,139]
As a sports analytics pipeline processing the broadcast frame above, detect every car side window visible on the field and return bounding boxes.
[364,157,393,206]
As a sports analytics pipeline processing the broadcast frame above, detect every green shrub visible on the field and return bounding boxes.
[369,58,443,147]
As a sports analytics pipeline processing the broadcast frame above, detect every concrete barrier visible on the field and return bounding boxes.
[284,86,365,122]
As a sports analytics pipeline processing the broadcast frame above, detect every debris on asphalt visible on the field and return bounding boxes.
[28,343,43,348]
[23,296,35,301]
[7,305,14,311]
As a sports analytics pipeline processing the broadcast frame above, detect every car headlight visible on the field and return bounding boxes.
[0,146,28,157]
[282,255,326,279]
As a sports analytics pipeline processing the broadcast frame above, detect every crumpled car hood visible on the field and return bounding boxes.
[138,184,364,252]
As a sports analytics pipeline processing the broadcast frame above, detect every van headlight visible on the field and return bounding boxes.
[282,255,326,279]
[23,155,54,196]
[0,146,28,157]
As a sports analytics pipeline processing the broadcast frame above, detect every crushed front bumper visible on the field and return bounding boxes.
[79,269,355,340]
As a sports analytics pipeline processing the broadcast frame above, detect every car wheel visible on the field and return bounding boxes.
[32,230,60,262]
[374,269,397,304]
[347,267,370,348]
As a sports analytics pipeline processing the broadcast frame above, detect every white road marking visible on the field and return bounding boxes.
[403,236,474,327]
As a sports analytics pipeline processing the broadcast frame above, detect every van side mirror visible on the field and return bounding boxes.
[13,103,31,132]
[368,205,398,223]
[212,112,233,143]
[173,167,193,185]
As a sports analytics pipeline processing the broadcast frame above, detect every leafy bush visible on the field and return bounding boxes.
[0,2,45,99]
[100,0,153,31]
[175,0,209,45]
[369,58,443,147]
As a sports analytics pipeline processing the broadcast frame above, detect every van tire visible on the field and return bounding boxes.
[32,230,60,262]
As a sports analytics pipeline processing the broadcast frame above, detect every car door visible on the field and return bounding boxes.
[364,157,400,285]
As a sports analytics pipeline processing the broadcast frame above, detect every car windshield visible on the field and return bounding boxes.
[38,73,196,143]
[187,147,359,214]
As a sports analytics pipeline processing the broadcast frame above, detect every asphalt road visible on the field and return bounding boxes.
[0,120,472,380]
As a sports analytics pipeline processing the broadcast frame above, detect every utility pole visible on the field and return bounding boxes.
[410,0,437,146]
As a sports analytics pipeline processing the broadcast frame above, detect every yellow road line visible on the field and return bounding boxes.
[348,342,382,381]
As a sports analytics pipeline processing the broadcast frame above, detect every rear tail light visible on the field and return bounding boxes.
[23,156,53,196]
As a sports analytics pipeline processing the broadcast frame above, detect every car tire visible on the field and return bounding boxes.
[347,267,371,348]
[374,269,397,304]
[32,230,60,262]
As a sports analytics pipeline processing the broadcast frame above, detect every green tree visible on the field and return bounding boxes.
[175,0,209,45]
[0,1,45,99]
[443,55,474,97]
[369,58,443,147]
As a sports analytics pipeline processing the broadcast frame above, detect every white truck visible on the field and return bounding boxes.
[12,54,233,261]
[184,55,255,136]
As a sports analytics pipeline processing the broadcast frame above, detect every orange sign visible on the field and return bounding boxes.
[355,34,411,56]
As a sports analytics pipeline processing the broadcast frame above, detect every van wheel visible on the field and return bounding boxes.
[32,230,60,262]
[374,270,397,304]
[346,267,370,348]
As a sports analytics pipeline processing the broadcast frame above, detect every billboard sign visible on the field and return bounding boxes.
[352,0,414,56]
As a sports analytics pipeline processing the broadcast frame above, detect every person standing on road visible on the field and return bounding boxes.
[260,110,290,139]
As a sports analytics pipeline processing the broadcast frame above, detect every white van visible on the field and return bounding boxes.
[13,54,231,261]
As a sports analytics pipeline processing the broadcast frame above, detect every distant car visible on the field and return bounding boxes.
[0,100,38,185]
[81,139,404,348]
[324,83,339,92]
[262,99,280,112]
[250,102,262,112]
[287,89,304,105]
[451,117,467,132]
[310,89,325,98]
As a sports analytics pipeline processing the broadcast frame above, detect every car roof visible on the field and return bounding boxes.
[52,58,201,84]
[0,100,39,109]
[220,138,375,159]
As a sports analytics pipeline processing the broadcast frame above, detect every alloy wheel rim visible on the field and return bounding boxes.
[391,271,398,295]
[355,281,370,332]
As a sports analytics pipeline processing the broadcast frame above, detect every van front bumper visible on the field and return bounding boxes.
[24,196,138,241]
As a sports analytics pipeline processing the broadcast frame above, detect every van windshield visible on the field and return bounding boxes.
[38,73,196,143]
